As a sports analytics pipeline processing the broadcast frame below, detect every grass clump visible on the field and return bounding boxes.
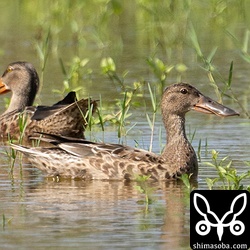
[205,150,250,191]
[180,150,250,192]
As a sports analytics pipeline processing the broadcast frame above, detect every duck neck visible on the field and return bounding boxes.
[4,77,38,115]
[162,113,192,160]
[5,93,32,114]
[165,114,187,143]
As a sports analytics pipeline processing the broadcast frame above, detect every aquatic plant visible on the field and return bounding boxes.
[189,24,250,118]
[101,57,127,91]
[1,214,13,230]
[17,112,29,144]
[205,150,250,191]
[179,174,196,192]
[180,150,250,192]
[135,175,156,213]
[35,29,51,91]
[146,83,158,152]
[5,136,17,177]
[4,112,29,175]
[146,57,174,94]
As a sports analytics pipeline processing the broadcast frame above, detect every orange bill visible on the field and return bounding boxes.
[0,79,10,94]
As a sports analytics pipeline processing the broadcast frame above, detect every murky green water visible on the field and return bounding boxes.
[0,1,250,249]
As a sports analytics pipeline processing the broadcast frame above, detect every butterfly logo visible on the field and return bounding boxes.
[193,193,247,241]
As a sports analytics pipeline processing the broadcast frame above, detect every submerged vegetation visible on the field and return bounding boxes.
[0,0,250,190]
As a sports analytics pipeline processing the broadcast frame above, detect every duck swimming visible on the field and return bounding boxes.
[12,83,239,180]
[0,61,97,140]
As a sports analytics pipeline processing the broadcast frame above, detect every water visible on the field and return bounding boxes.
[0,164,189,250]
[0,1,250,249]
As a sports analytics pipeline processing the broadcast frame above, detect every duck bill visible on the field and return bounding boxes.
[192,96,239,117]
[0,79,10,94]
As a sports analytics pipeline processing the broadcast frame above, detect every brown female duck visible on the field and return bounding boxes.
[12,83,239,180]
[0,61,97,140]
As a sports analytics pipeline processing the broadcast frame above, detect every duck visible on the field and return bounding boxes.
[11,83,239,180]
[0,61,97,140]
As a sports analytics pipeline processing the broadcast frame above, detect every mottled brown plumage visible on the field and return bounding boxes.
[0,61,97,140]
[12,83,239,180]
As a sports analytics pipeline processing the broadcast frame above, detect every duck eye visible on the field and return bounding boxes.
[2,67,13,77]
[7,67,13,73]
[180,88,188,94]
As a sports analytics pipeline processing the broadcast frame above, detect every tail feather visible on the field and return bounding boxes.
[28,98,98,138]
[10,144,48,157]
[31,98,97,121]
[29,132,89,144]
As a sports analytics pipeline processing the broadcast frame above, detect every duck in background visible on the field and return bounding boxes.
[0,61,97,140]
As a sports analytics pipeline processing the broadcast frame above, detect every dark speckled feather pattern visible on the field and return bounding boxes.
[0,62,97,140]
[12,83,239,181]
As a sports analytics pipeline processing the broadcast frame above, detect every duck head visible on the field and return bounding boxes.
[0,61,39,112]
[161,83,239,118]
